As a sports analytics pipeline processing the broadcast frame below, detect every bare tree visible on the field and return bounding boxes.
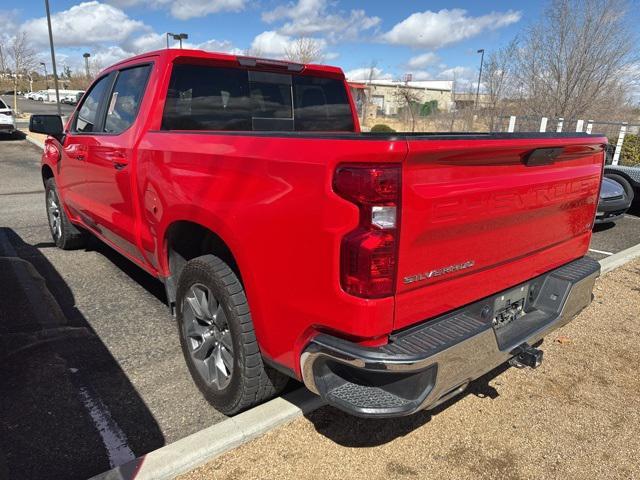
[0,42,7,74]
[394,85,422,132]
[284,37,324,64]
[8,32,37,112]
[514,0,638,119]
[481,40,518,130]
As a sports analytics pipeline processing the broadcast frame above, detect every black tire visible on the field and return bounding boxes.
[604,173,635,204]
[44,178,87,250]
[176,254,288,415]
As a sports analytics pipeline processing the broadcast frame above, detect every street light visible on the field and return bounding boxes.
[40,62,49,89]
[475,48,485,109]
[166,32,189,49]
[83,52,91,79]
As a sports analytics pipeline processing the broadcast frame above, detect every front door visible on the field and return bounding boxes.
[58,73,113,219]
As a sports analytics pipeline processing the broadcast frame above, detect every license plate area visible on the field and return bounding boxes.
[492,285,529,330]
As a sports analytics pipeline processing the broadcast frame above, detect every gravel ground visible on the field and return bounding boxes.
[181,259,640,480]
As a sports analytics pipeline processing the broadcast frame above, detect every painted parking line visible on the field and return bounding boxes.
[70,368,136,468]
[588,248,614,256]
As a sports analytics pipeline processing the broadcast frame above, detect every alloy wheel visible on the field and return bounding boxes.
[182,283,234,389]
[47,189,62,240]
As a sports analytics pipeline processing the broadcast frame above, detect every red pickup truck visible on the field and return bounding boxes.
[30,49,604,418]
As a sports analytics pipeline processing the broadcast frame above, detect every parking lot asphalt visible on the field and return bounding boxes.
[0,139,227,479]
[1,95,75,116]
[0,138,638,479]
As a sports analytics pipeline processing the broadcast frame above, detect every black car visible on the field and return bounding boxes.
[595,176,633,224]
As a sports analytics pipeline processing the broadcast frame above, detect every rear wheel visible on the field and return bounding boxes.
[45,178,87,250]
[176,254,288,415]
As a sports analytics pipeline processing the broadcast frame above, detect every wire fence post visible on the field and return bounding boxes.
[556,118,564,132]
[586,120,593,134]
[539,117,548,132]
[612,123,627,166]
[575,119,584,132]
[507,115,516,133]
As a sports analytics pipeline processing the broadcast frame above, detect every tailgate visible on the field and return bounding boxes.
[395,135,605,330]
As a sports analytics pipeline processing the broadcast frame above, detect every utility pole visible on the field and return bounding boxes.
[40,62,48,89]
[83,53,91,79]
[475,48,485,109]
[44,0,62,115]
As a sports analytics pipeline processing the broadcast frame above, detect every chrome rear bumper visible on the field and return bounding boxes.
[300,256,600,417]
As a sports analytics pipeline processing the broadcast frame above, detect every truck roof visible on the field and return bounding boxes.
[105,48,345,79]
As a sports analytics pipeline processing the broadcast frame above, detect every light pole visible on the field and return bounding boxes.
[43,0,62,114]
[40,62,49,89]
[83,53,91,79]
[44,0,62,115]
[475,48,485,109]
[166,32,188,49]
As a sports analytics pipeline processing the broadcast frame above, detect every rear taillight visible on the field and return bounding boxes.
[333,164,401,298]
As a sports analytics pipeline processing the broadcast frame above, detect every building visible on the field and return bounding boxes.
[348,79,454,117]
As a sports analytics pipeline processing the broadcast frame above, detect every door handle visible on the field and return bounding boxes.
[106,151,128,170]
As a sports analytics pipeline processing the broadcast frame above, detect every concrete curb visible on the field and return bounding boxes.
[24,134,45,150]
[89,388,326,480]
[599,242,640,274]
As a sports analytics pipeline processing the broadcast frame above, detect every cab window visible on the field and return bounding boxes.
[104,65,151,134]
[73,74,111,133]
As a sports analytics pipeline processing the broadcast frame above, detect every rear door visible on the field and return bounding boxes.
[80,64,152,261]
[394,135,605,330]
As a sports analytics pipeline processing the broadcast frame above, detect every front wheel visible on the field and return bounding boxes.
[176,255,288,415]
[45,178,87,250]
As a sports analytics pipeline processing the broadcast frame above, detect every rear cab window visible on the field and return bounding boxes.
[0,99,8,110]
[162,64,354,132]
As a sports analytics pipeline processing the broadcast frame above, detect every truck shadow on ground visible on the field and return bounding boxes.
[84,235,168,304]
[305,363,510,448]
[0,131,26,141]
[0,228,164,480]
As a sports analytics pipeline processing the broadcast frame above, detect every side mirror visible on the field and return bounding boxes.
[29,115,64,138]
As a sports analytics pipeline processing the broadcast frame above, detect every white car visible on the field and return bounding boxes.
[24,92,37,100]
[32,91,48,102]
[0,98,17,136]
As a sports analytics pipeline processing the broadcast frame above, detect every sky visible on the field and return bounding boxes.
[0,0,556,87]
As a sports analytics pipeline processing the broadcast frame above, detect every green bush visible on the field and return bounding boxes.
[607,133,640,166]
[370,124,396,133]
[621,133,640,166]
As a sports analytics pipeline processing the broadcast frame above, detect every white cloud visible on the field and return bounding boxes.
[408,71,432,81]
[107,0,245,19]
[345,67,393,82]
[195,39,244,55]
[22,2,148,48]
[407,52,439,69]
[262,0,380,42]
[250,31,292,57]
[381,9,521,49]
[169,0,245,20]
[438,66,475,80]
[122,33,242,55]
[249,30,326,59]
